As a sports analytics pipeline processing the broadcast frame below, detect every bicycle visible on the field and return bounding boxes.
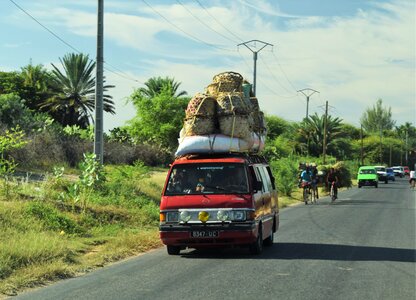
[302,181,311,205]
[330,181,336,202]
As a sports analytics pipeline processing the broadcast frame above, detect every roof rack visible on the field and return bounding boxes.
[178,152,268,164]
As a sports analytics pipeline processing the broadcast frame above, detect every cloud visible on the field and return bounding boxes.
[236,0,301,18]
[5,0,413,129]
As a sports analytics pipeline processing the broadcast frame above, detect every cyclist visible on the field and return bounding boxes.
[310,164,319,200]
[326,168,339,201]
[300,166,312,204]
[409,170,415,189]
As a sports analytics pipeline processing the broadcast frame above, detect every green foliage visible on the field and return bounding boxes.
[78,153,106,211]
[264,115,291,140]
[352,134,404,166]
[136,76,187,99]
[0,71,27,98]
[0,93,30,128]
[19,63,53,110]
[360,99,395,132]
[0,127,27,197]
[25,201,83,234]
[58,153,106,212]
[108,127,133,143]
[263,136,294,161]
[0,93,56,133]
[293,113,343,157]
[270,158,299,196]
[41,53,115,128]
[63,125,94,140]
[127,86,189,151]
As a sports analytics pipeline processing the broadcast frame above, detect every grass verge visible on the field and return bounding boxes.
[0,166,166,297]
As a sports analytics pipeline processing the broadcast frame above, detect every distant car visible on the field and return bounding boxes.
[374,166,388,184]
[392,166,404,178]
[357,166,378,188]
[403,166,410,176]
[386,168,395,181]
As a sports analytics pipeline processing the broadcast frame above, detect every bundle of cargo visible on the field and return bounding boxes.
[182,93,216,136]
[176,71,267,156]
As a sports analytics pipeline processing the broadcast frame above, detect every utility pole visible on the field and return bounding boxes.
[360,124,364,166]
[389,144,392,166]
[379,125,383,164]
[322,101,328,164]
[297,88,319,120]
[405,129,408,165]
[94,0,104,164]
[237,40,273,96]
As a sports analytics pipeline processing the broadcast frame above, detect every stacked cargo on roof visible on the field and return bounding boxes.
[176,71,267,156]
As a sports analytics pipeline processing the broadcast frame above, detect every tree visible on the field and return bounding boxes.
[20,63,53,110]
[135,77,187,100]
[264,115,291,140]
[360,99,395,132]
[294,113,343,157]
[0,94,30,128]
[126,83,189,151]
[41,53,115,128]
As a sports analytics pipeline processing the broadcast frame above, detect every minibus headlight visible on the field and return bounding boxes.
[232,210,246,221]
[217,210,230,221]
[166,212,179,222]
[180,211,191,222]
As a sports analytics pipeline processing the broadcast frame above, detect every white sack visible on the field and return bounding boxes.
[175,134,251,156]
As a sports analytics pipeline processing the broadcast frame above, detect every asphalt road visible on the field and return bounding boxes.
[14,178,416,300]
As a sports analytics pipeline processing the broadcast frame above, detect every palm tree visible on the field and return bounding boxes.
[295,113,343,157]
[41,53,115,128]
[137,77,187,99]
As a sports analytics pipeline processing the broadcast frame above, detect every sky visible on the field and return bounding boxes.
[1,0,415,132]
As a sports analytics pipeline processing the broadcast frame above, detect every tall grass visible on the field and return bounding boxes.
[0,165,166,296]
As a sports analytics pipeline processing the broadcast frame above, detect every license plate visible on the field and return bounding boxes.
[191,231,219,238]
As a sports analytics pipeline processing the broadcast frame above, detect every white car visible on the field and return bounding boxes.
[374,166,388,184]
[392,166,405,178]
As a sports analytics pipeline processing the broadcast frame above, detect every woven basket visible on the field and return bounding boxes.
[251,111,266,134]
[219,114,253,140]
[185,93,216,118]
[250,97,260,111]
[183,116,216,136]
[212,71,243,93]
[216,93,251,115]
[205,83,219,96]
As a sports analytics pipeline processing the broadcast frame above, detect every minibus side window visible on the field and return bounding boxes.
[258,166,272,193]
[251,166,264,192]
[266,166,276,190]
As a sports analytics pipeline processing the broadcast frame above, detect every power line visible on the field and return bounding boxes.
[175,0,238,44]
[259,55,296,96]
[8,0,143,85]
[271,51,298,92]
[142,0,236,52]
[9,0,82,54]
[237,50,301,100]
[194,0,244,43]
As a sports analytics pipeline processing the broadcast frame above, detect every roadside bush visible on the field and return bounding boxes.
[12,130,66,169]
[270,157,299,196]
[25,201,84,235]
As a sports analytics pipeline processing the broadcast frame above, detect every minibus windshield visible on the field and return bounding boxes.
[165,163,249,195]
